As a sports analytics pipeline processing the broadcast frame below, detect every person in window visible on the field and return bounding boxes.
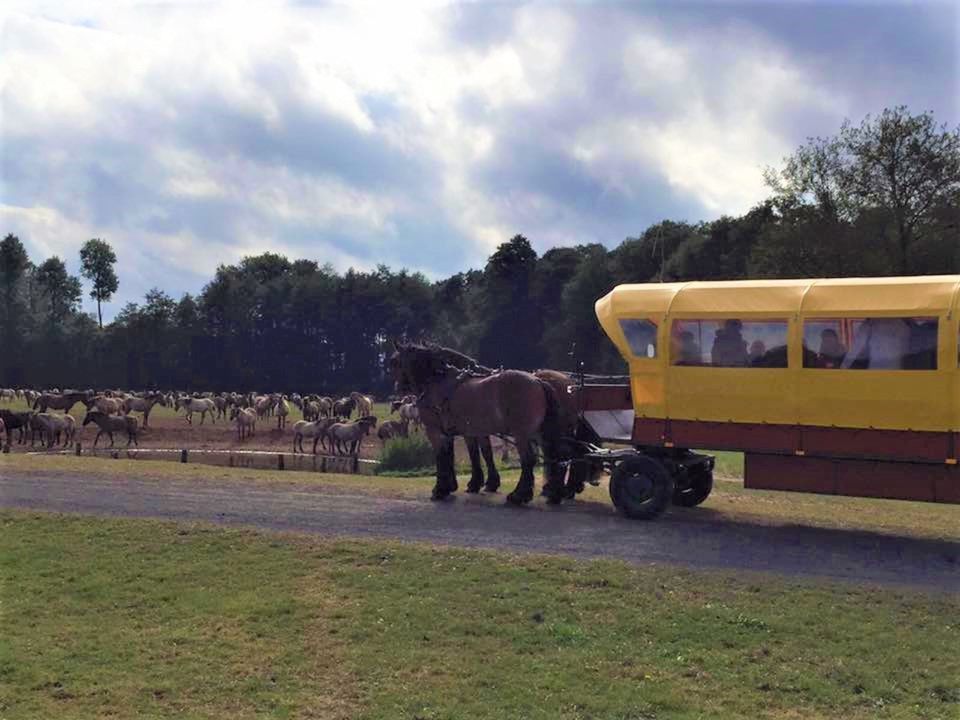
[674,330,701,365]
[748,340,767,365]
[841,318,911,369]
[816,328,846,368]
[711,319,749,367]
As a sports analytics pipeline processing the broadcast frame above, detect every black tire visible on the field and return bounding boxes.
[672,466,714,507]
[609,455,674,520]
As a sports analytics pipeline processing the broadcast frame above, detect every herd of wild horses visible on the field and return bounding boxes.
[1,342,592,507]
[0,387,410,456]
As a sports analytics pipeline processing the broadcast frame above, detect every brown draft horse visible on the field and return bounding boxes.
[430,347,594,499]
[387,342,567,504]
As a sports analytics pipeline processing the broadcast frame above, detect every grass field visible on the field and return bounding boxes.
[2,511,958,720]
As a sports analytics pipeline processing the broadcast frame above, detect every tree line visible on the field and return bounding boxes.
[2,106,957,394]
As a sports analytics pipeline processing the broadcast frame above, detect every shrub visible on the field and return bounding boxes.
[377,434,434,474]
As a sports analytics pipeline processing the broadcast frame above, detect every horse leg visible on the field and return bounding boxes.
[506,437,536,506]
[480,437,501,492]
[444,436,458,493]
[426,428,454,500]
[109,431,115,448]
[465,437,484,493]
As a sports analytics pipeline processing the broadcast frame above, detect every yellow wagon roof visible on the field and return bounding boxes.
[598,275,960,321]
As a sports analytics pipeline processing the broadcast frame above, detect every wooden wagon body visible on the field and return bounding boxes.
[578,276,960,517]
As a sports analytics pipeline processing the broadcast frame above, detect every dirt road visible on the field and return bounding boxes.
[2,469,958,590]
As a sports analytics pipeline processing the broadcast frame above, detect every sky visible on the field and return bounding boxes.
[1,0,958,320]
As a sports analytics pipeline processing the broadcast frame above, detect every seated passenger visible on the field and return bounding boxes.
[674,331,702,365]
[711,319,749,367]
[841,318,911,369]
[748,340,767,365]
[816,328,846,368]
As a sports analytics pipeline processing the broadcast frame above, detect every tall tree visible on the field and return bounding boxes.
[35,256,82,325]
[80,238,119,328]
[0,234,31,383]
[476,235,542,368]
[766,106,960,273]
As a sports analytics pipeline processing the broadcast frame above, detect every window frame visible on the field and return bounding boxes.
[618,318,659,360]
[802,316,939,371]
[669,317,790,369]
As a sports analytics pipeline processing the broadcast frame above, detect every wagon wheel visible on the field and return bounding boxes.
[609,455,674,520]
[672,465,713,507]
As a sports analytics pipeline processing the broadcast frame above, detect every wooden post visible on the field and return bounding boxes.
[352,455,359,474]
[75,442,81,456]
[180,449,188,464]
[278,454,285,471]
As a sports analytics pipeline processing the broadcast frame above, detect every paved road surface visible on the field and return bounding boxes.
[2,470,958,590]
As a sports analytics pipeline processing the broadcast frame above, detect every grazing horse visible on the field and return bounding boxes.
[176,396,216,425]
[0,410,32,445]
[327,416,377,455]
[292,418,334,454]
[377,419,407,444]
[122,392,165,428]
[31,413,75,448]
[33,391,88,414]
[275,396,290,429]
[349,391,373,417]
[82,410,139,447]
[230,407,256,441]
[387,342,565,504]
[333,397,355,419]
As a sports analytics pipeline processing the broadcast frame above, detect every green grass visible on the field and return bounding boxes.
[1,511,958,719]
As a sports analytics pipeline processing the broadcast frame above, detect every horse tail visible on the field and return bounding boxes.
[537,379,564,469]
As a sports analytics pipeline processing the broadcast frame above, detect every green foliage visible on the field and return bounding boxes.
[377,434,434,473]
[34,256,82,323]
[79,238,119,328]
[764,106,960,274]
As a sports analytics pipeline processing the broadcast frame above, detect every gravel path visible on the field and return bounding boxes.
[2,469,958,590]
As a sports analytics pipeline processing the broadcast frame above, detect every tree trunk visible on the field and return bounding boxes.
[898,220,911,275]
[97,297,103,329]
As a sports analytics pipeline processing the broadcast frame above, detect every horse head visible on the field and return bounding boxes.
[387,341,449,393]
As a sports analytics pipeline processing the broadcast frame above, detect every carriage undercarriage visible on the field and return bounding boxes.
[565,434,715,520]
[552,376,715,520]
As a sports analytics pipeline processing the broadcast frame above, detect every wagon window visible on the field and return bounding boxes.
[619,319,657,359]
[671,319,788,367]
[803,317,938,369]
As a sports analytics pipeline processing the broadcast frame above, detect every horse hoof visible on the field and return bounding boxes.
[465,484,481,494]
[506,491,533,506]
[545,491,564,505]
[483,485,499,494]
[431,489,450,501]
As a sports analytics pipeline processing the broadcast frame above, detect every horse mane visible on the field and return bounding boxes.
[399,341,493,375]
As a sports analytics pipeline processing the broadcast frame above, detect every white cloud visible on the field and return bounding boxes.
[1,1,948,316]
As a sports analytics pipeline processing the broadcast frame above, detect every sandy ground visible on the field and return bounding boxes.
[2,468,957,590]
[2,404,507,463]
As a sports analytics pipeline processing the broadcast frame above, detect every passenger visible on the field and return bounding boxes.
[816,328,846,368]
[710,319,749,367]
[748,340,767,365]
[674,330,702,365]
[841,318,911,369]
